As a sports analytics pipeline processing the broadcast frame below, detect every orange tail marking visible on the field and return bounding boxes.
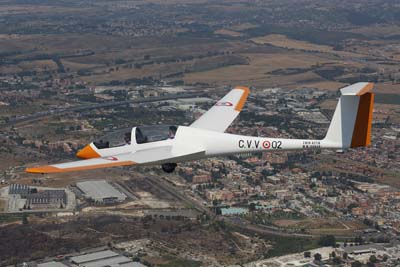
[351,92,374,148]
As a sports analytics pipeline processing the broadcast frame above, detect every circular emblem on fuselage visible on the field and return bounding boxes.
[215,101,233,106]
[262,140,271,149]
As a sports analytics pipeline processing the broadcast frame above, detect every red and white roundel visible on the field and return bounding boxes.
[262,140,271,149]
[106,156,118,161]
[215,101,233,106]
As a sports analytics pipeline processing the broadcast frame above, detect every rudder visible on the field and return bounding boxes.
[350,92,374,147]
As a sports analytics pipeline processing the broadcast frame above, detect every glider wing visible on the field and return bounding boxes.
[190,86,249,132]
[26,146,205,174]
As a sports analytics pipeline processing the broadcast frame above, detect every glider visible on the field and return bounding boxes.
[26,82,374,174]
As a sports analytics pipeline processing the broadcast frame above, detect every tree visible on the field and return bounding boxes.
[22,214,29,225]
[215,207,222,215]
[249,202,256,212]
[347,203,358,213]
[304,251,311,258]
[314,253,322,262]
[369,255,378,264]
[332,257,342,265]
[318,235,336,247]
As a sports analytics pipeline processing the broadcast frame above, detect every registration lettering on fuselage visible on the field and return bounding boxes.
[238,139,282,150]
[302,140,320,149]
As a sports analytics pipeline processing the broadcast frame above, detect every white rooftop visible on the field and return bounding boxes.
[71,250,118,264]
[70,250,147,267]
[76,180,126,201]
[38,262,68,267]
[83,255,131,267]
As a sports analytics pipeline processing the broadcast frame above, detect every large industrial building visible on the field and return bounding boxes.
[38,262,68,267]
[76,180,126,204]
[37,249,147,267]
[7,184,68,211]
[26,190,67,209]
[71,250,146,267]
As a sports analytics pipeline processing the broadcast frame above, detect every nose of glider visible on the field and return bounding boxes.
[76,144,100,159]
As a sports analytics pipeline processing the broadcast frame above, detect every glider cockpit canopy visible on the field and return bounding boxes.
[93,125,177,149]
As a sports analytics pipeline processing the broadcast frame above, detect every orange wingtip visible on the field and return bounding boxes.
[26,166,62,174]
[76,144,100,159]
[26,161,136,174]
[234,86,250,92]
[234,86,250,111]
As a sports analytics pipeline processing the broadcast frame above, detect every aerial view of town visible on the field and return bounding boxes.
[0,0,399,266]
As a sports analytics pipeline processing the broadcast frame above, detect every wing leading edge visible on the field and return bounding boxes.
[190,86,249,133]
[26,146,205,174]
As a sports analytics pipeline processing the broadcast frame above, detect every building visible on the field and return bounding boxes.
[192,174,212,184]
[205,190,234,202]
[70,250,146,267]
[221,207,248,216]
[275,189,289,199]
[7,184,68,211]
[76,180,126,204]
[26,190,67,210]
[9,184,30,197]
[337,244,386,257]
[351,207,364,216]
[38,262,68,267]
[71,250,119,265]
[267,176,281,184]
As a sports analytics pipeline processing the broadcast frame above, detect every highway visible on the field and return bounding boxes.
[1,92,206,128]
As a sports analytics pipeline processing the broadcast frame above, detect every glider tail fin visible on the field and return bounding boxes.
[323,82,374,149]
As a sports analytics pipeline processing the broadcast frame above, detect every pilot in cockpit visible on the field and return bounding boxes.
[124,132,131,145]
[168,126,177,139]
[135,128,148,144]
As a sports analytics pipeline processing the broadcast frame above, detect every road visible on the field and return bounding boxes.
[146,175,212,215]
[224,216,315,238]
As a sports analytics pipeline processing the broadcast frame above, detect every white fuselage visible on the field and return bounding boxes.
[174,126,336,158]
[95,126,339,164]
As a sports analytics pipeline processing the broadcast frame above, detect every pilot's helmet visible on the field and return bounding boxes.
[169,125,177,134]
